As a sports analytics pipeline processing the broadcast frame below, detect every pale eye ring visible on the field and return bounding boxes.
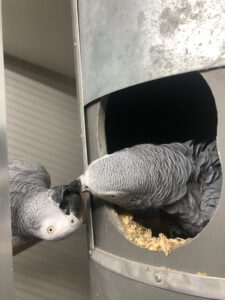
[47,226,54,234]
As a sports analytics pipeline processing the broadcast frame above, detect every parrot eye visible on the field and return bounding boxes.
[47,226,55,234]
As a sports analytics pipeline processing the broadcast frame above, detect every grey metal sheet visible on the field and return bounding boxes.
[78,0,225,104]
[71,0,94,250]
[90,259,208,300]
[0,1,14,298]
[85,69,225,279]
[91,248,225,299]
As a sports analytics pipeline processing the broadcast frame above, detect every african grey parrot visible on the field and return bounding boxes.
[9,160,84,247]
[70,141,222,238]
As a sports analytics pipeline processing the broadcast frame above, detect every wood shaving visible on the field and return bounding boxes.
[118,214,190,256]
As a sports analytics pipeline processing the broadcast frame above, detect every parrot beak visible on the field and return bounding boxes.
[66,179,83,193]
[52,183,84,219]
[59,180,86,202]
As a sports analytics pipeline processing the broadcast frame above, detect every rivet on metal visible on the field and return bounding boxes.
[154,272,162,283]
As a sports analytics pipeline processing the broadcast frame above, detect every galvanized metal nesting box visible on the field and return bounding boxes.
[72,0,225,299]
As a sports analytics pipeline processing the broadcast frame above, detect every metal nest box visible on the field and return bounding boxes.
[72,0,225,299]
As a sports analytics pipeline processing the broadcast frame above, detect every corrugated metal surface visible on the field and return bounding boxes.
[5,61,89,300]
[13,227,89,300]
[5,66,83,185]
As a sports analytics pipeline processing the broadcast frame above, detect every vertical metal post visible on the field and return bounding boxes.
[70,0,95,250]
[0,1,14,299]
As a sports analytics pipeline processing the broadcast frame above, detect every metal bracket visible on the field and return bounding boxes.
[91,247,225,299]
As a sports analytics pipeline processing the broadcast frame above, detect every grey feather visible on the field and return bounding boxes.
[162,141,222,236]
[77,141,222,237]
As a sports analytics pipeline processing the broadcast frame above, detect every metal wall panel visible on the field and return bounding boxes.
[72,1,225,299]
[78,0,225,104]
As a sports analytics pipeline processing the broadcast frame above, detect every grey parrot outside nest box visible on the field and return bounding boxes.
[71,0,225,299]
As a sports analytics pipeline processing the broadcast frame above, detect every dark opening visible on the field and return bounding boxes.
[104,72,218,239]
[105,72,217,154]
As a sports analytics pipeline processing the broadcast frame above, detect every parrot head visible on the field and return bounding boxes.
[16,185,84,243]
[66,151,149,210]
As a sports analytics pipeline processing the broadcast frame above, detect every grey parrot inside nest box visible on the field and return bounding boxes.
[70,140,222,239]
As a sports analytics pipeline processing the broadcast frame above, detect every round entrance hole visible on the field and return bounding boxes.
[97,71,221,254]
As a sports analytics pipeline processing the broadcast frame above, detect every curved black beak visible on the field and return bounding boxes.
[52,180,83,218]
[61,188,83,219]
[65,179,82,193]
